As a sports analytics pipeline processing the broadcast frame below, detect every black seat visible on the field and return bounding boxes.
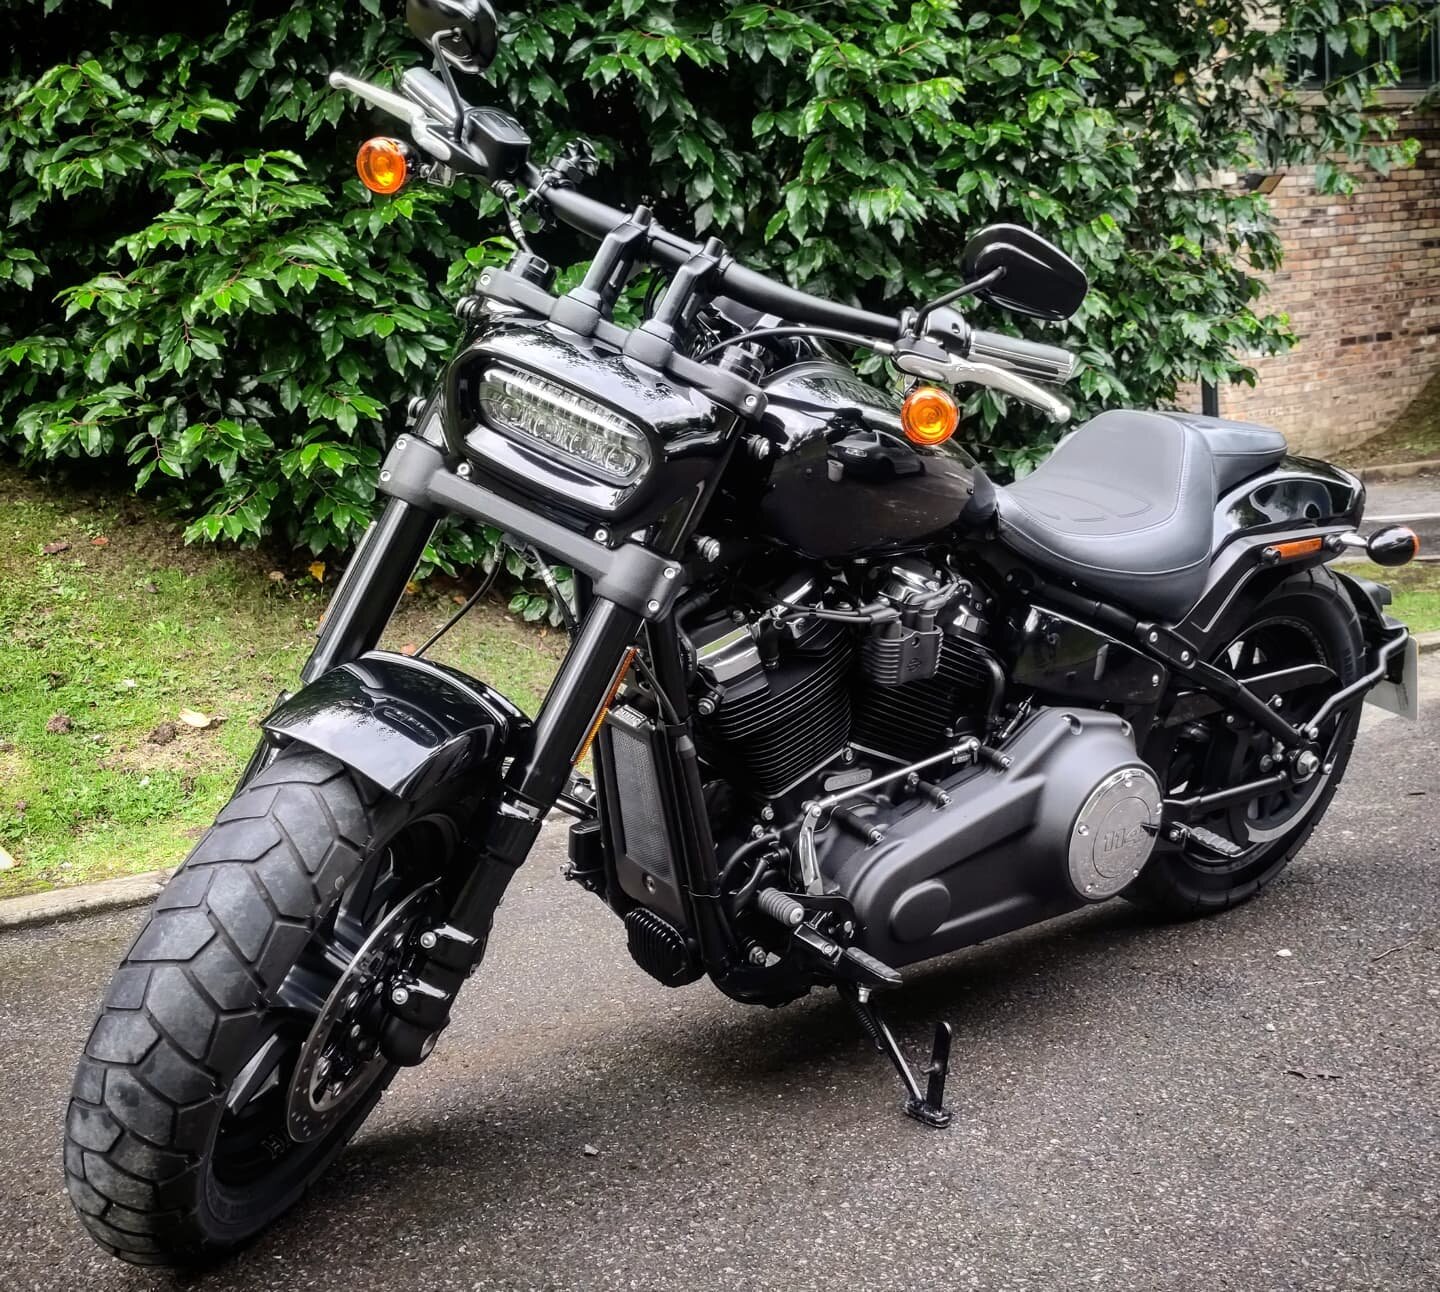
[1168,412,1287,493]
[995,409,1220,622]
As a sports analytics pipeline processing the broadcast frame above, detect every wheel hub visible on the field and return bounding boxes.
[285,884,436,1143]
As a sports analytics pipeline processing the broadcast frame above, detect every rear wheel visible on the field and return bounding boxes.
[63,748,469,1266]
[1129,567,1365,917]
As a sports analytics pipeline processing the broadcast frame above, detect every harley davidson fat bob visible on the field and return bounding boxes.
[65,0,1421,1266]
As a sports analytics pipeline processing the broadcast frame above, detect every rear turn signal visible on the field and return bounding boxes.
[356,137,411,195]
[1367,524,1420,567]
[901,385,959,446]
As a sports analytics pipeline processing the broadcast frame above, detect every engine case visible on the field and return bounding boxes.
[817,707,1160,968]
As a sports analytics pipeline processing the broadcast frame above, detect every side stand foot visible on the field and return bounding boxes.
[842,985,953,1130]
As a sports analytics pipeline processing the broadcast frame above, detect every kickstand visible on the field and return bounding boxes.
[842,985,953,1129]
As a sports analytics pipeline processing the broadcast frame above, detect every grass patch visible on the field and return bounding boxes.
[1346,559,1440,633]
[0,464,564,899]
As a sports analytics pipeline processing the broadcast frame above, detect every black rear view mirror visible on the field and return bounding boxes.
[961,224,1088,322]
[407,0,499,74]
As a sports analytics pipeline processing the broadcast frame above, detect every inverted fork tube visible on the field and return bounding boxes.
[451,593,648,915]
[301,498,438,684]
[511,596,646,811]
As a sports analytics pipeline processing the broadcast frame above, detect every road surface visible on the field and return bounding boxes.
[1,680,1437,1290]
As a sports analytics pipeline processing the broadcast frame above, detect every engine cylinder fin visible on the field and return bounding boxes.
[851,634,995,764]
[699,626,854,798]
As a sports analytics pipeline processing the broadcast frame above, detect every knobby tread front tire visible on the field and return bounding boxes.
[64,749,384,1266]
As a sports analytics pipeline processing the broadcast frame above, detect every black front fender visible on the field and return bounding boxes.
[261,651,533,799]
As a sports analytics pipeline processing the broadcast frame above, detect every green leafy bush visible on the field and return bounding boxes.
[0,0,1427,583]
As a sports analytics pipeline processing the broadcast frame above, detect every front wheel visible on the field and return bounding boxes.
[64,748,470,1266]
[1129,566,1365,917]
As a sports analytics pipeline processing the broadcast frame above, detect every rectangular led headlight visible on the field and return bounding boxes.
[477,366,651,485]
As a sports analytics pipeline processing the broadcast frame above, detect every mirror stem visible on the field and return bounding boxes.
[915,266,1006,331]
[430,33,469,143]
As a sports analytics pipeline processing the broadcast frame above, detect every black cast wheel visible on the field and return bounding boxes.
[63,747,470,1266]
[1129,567,1365,917]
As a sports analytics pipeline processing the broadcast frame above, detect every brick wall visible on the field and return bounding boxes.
[1217,112,1440,459]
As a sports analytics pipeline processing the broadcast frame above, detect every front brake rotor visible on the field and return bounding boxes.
[285,883,437,1143]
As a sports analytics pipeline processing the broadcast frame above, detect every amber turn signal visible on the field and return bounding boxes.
[356,137,411,195]
[1271,536,1324,561]
[1366,524,1420,567]
[901,385,959,446]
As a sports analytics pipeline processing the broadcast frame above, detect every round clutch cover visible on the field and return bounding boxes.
[1068,764,1162,900]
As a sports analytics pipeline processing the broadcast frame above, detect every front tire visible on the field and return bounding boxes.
[64,748,459,1266]
[1129,566,1365,917]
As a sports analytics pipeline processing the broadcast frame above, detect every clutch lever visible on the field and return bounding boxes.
[895,348,1072,425]
[327,70,465,168]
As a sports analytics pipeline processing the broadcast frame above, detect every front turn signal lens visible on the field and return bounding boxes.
[356,137,411,195]
[901,385,960,446]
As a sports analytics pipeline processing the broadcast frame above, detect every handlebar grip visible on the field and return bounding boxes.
[966,329,1078,384]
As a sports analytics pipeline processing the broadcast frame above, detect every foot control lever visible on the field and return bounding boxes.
[842,985,953,1129]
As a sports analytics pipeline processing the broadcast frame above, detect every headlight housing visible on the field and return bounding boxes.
[477,366,652,485]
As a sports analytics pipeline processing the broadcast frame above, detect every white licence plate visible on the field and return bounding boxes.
[1367,633,1419,721]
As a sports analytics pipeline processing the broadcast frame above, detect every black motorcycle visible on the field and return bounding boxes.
[65,0,1422,1266]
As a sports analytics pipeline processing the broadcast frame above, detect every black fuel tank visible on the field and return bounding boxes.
[756,361,985,559]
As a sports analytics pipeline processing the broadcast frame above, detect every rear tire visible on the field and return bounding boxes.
[63,747,457,1266]
[1128,566,1365,918]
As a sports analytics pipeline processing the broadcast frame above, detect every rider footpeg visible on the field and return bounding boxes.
[1180,824,1244,859]
[788,920,904,990]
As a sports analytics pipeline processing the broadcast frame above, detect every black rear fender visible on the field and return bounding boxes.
[1173,456,1366,653]
[260,650,533,800]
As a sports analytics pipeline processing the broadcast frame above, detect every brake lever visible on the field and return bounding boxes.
[895,349,1072,425]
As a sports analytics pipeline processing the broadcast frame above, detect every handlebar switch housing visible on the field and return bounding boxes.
[459,106,531,180]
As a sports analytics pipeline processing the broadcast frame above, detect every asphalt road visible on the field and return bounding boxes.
[2,684,1438,1291]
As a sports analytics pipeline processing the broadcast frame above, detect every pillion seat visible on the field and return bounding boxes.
[994,409,1288,623]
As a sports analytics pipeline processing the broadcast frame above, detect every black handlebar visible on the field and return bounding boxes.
[528,167,904,341]
[531,172,1083,388]
[392,70,1075,380]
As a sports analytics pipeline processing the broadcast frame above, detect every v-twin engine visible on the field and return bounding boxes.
[810,707,1162,967]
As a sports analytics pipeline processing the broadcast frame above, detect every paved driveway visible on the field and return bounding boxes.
[1,686,1437,1291]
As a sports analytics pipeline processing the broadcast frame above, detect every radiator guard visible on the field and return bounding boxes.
[597,704,688,926]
